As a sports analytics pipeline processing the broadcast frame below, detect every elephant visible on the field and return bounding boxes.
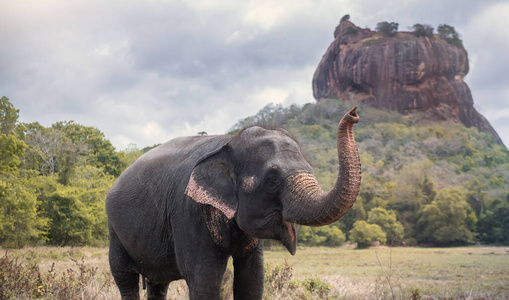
[106,107,361,299]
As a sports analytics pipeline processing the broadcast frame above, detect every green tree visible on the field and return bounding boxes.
[297,225,346,247]
[349,220,386,248]
[376,21,398,37]
[42,191,94,246]
[55,121,123,177]
[0,96,19,135]
[340,14,350,23]
[477,197,509,244]
[417,187,477,245]
[0,134,49,248]
[437,24,463,48]
[412,24,434,37]
[367,207,405,245]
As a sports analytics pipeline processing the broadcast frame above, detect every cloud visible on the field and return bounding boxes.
[1,0,508,149]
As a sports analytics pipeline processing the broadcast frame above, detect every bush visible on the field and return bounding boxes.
[0,251,104,299]
[376,21,398,37]
[263,262,332,299]
[367,207,405,244]
[417,187,477,245]
[340,14,350,23]
[349,220,387,248]
[412,24,434,37]
[297,225,346,246]
[437,24,463,48]
[345,26,358,35]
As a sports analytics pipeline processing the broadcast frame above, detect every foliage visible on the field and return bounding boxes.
[367,207,404,245]
[0,97,120,248]
[412,23,434,37]
[297,225,346,246]
[263,262,331,299]
[345,26,358,35]
[376,21,399,37]
[349,220,387,248]
[476,197,509,244]
[437,24,463,48]
[0,251,105,299]
[417,187,477,245]
[231,98,509,246]
[0,96,19,135]
[2,93,509,248]
[340,14,350,23]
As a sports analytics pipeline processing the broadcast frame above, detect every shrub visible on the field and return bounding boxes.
[376,21,398,37]
[417,187,477,245]
[437,24,463,48]
[367,207,405,244]
[0,251,106,299]
[345,26,358,35]
[412,24,434,37]
[349,220,387,248]
[340,14,350,23]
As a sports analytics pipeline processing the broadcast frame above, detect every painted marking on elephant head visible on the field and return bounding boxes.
[241,176,256,193]
[185,172,236,219]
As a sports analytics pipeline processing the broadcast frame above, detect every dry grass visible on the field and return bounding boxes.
[2,245,508,299]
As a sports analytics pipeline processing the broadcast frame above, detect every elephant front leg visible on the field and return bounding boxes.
[233,243,264,300]
[184,252,230,300]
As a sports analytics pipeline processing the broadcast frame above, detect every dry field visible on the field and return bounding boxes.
[1,245,508,299]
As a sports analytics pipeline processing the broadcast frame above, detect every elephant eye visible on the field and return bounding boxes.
[264,174,281,193]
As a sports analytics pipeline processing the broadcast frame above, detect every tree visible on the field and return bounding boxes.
[55,121,123,177]
[0,134,49,248]
[376,21,398,37]
[0,96,19,135]
[340,14,350,23]
[417,187,477,245]
[367,207,405,245]
[437,24,463,48]
[477,198,509,244]
[42,191,94,246]
[297,225,346,246]
[412,24,434,37]
[349,220,387,248]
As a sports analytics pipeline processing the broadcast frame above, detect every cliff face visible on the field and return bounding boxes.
[313,21,504,146]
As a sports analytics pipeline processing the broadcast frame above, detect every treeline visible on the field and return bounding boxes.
[232,99,509,247]
[2,96,509,248]
[340,14,463,48]
[0,96,153,248]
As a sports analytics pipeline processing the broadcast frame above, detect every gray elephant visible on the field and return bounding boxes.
[106,107,361,299]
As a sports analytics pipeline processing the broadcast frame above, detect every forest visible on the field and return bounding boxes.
[1,96,508,249]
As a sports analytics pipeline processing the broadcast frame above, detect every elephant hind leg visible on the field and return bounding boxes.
[147,281,169,300]
[113,272,140,300]
[109,227,141,299]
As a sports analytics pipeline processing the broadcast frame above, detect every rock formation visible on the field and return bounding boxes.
[313,20,504,146]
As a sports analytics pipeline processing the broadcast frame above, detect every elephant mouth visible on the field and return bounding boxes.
[280,221,296,255]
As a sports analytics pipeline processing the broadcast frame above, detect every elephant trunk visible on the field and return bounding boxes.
[282,107,361,226]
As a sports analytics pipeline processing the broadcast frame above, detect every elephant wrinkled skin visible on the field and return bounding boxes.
[106,107,361,299]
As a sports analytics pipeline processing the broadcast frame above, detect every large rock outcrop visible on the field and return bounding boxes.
[313,20,504,146]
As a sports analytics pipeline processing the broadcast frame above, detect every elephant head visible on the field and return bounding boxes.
[185,107,361,254]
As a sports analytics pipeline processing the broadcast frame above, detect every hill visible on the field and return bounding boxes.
[232,99,509,246]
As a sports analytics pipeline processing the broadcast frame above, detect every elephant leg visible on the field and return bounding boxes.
[109,227,141,299]
[233,243,264,300]
[182,250,229,300]
[113,273,140,300]
[147,281,169,300]
[186,261,228,299]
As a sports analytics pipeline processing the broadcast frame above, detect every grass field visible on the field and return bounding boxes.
[2,245,508,299]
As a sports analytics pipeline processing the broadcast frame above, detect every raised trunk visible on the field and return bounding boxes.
[282,107,361,226]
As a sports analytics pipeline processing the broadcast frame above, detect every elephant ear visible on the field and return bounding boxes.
[185,147,237,219]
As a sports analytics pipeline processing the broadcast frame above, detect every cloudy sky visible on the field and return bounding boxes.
[2,0,508,149]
